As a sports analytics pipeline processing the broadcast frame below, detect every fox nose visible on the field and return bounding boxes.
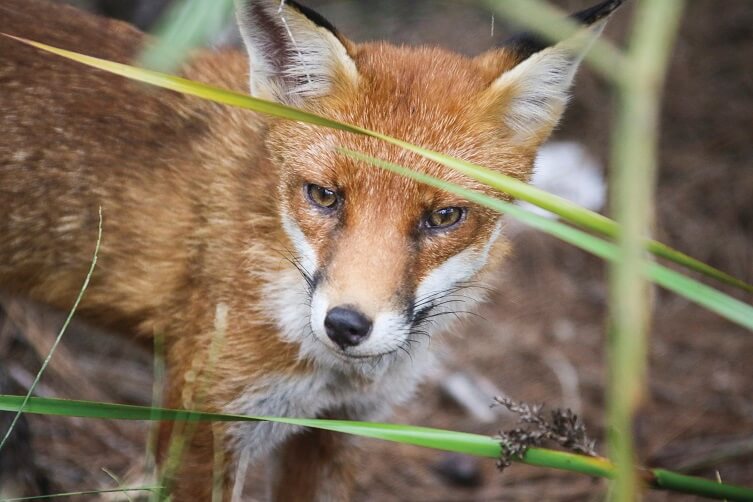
[324,306,372,349]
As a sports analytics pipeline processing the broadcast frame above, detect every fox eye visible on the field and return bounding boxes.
[424,207,466,230]
[306,183,339,210]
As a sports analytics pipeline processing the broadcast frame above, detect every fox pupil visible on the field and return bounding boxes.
[306,183,338,209]
[426,207,464,229]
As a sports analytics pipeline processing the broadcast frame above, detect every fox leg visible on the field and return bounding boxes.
[268,426,357,502]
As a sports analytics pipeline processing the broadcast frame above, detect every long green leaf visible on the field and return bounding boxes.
[0,395,751,501]
[339,149,753,332]
[3,34,750,295]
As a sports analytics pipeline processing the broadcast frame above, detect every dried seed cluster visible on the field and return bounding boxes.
[493,396,597,470]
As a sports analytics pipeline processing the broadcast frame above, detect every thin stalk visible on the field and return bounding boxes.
[156,303,229,498]
[1,486,161,501]
[144,333,166,498]
[1,395,752,502]
[101,468,134,502]
[0,207,102,454]
[212,423,226,502]
[607,1,685,500]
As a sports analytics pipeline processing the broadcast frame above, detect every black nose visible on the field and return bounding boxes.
[324,306,372,349]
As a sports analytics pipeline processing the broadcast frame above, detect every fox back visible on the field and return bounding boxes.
[0,0,621,498]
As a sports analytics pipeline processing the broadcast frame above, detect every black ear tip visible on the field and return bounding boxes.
[284,0,340,36]
[574,0,626,26]
[239,1,340,37]
[501,0,625,62]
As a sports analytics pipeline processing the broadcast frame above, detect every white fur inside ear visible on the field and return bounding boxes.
[236,1,359,104]
[492,21,606,140]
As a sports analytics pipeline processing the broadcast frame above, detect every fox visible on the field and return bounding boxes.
[0,0,622,499]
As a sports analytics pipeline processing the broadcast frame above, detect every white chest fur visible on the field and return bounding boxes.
[224,341,433,463]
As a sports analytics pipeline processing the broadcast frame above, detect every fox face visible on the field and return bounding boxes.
[239,0,616,374]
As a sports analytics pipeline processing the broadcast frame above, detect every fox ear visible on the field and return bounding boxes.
[235,0,359,105]
[484,0,623,143]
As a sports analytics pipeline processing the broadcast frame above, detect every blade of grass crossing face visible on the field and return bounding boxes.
[1,395,752,501]
[376,138,753,294]
[338,149,753,332]
[3,34,750,294]
[0,207,102,454]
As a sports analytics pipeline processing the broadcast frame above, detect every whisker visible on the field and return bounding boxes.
[422,298,473,311]
[272,246,316,293]
[412,285,472,309]
[397,342,413,363]
[455,281,496,294]
[419,310,487,322]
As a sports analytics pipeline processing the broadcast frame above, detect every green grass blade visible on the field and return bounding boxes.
[339,149,753,332]
[0,395,751,501]
[647,241,750,293]
[3,34,750,294]
[650,469,753,502]
[647,263,753,330]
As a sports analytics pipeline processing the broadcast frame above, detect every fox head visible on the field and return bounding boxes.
[238,0,621,374]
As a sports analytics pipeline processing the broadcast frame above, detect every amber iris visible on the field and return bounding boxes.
[306,184,338,209]
[425,207,465,229]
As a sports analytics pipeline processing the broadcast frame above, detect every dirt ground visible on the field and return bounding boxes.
[1,0,752,500]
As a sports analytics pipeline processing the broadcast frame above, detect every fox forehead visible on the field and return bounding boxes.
[350,42,513,117]
[267,43,534,205]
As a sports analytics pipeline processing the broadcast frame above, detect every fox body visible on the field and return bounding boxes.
[0,0,620,498]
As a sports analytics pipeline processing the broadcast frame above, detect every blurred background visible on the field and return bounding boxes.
[2,0,752,499]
